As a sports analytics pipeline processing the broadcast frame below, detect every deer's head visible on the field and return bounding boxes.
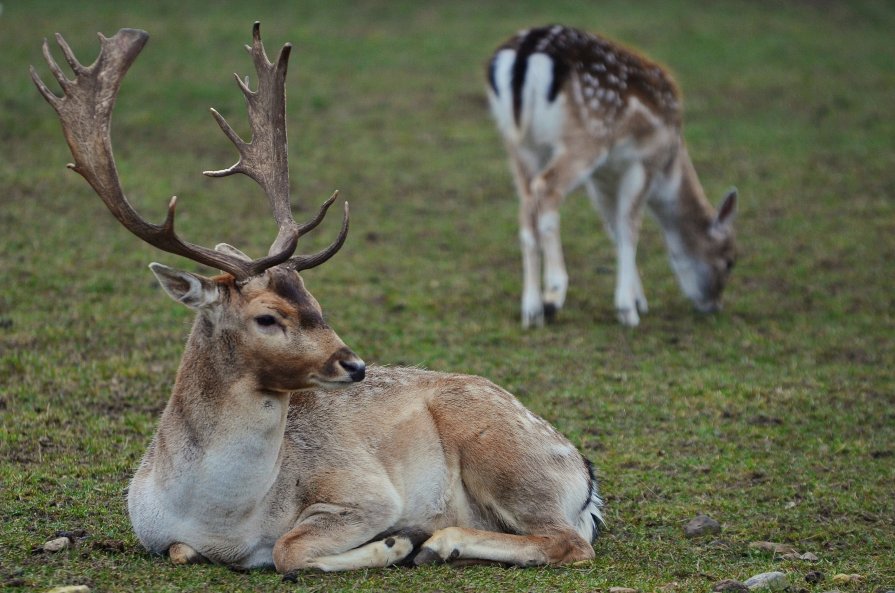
[33,23,365,391]
[674,188,738,313]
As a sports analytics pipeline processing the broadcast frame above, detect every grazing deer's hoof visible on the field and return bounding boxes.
[169,542,205,565]
[693,299,720,314]
[521,294,545,329]
[521,300,546,328]
[635,296,648,315]
[543,302,559,323]
[616,307,640,327]
[521,310,545,329]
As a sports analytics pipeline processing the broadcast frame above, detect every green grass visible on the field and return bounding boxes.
[2,0,893,591]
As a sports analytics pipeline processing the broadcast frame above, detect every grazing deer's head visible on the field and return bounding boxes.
[32,23,365,389]
[672,186,738,314]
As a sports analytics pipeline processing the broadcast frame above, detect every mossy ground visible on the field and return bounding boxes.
[1,1,893,591]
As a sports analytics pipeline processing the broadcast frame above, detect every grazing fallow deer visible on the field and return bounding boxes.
[487,25,738,327]
[32,23,603,572]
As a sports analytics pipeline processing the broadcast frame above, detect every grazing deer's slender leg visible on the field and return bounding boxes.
[610,163,649,326]
[586,177,648,319]
[415,526,594,567]
[530,146,606,321]
[535,202,567,322]
[509,153,544,328]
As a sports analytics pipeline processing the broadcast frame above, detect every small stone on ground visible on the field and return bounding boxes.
[744,571,788,591]
[42,537,71,553]
[804,570,824,584]
[713,579,750,592]
[683,514,722,538]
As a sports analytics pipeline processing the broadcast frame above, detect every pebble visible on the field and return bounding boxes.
[743,571,788,591]
[805,570,825,584]
[748,541,798,555]
[609,588,638,593]
[42,537,72,553]
[712,579,750,592]
[45,587,90,593]
[683,514,722,538]
[782,550,818,561]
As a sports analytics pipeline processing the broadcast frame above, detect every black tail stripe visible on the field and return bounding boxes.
[581,457,597,512]
[509,26,571,126]
[511,28,552,126]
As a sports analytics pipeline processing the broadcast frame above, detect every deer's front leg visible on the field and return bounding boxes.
[612,163,649,326]
[273,502,411,573]
[518,200,545,328]
[510,156,545,328]
[530,181,568,323]
[529,145,611,325]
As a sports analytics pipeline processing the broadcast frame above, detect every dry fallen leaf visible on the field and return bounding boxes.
[748,541,798,555]
[832,573,864,585]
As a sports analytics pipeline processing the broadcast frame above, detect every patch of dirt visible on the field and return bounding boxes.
[90,539,127,554]
[748,414,783,426]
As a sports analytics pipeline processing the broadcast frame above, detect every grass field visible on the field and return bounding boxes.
[1,1,893,591]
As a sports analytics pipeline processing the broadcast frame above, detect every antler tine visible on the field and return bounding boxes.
[287,200,350,272]
[203,22,300,258]
[54,32,87,76]
[32,28,292,280]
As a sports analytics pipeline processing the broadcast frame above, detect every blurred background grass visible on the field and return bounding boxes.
[1,1,893,591]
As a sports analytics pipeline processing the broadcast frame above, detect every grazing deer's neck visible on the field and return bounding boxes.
[652,143,715,253]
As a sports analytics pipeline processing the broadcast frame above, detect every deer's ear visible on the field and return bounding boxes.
[149,263,220,309]
[712,187,737,236]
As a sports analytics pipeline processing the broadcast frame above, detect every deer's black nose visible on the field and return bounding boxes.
[339,359,366,382]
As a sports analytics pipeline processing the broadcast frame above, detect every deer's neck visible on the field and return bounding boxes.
[154,317,289,501]
[649,143,712,248]
[649,142,716,299]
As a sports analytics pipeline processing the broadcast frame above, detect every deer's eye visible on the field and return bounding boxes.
[255,314,277,327]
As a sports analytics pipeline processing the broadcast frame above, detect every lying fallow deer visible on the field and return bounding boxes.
[487,25,738,327]
[32,23,603,572]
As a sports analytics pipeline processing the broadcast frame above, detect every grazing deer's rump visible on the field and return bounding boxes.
[487,25,738,328]
[33,23,603,572]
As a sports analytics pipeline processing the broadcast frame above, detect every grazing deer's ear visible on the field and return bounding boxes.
[712,187,737,235]
[149,263,220,309]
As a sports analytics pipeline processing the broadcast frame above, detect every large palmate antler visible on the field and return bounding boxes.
[31,23,348,280]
